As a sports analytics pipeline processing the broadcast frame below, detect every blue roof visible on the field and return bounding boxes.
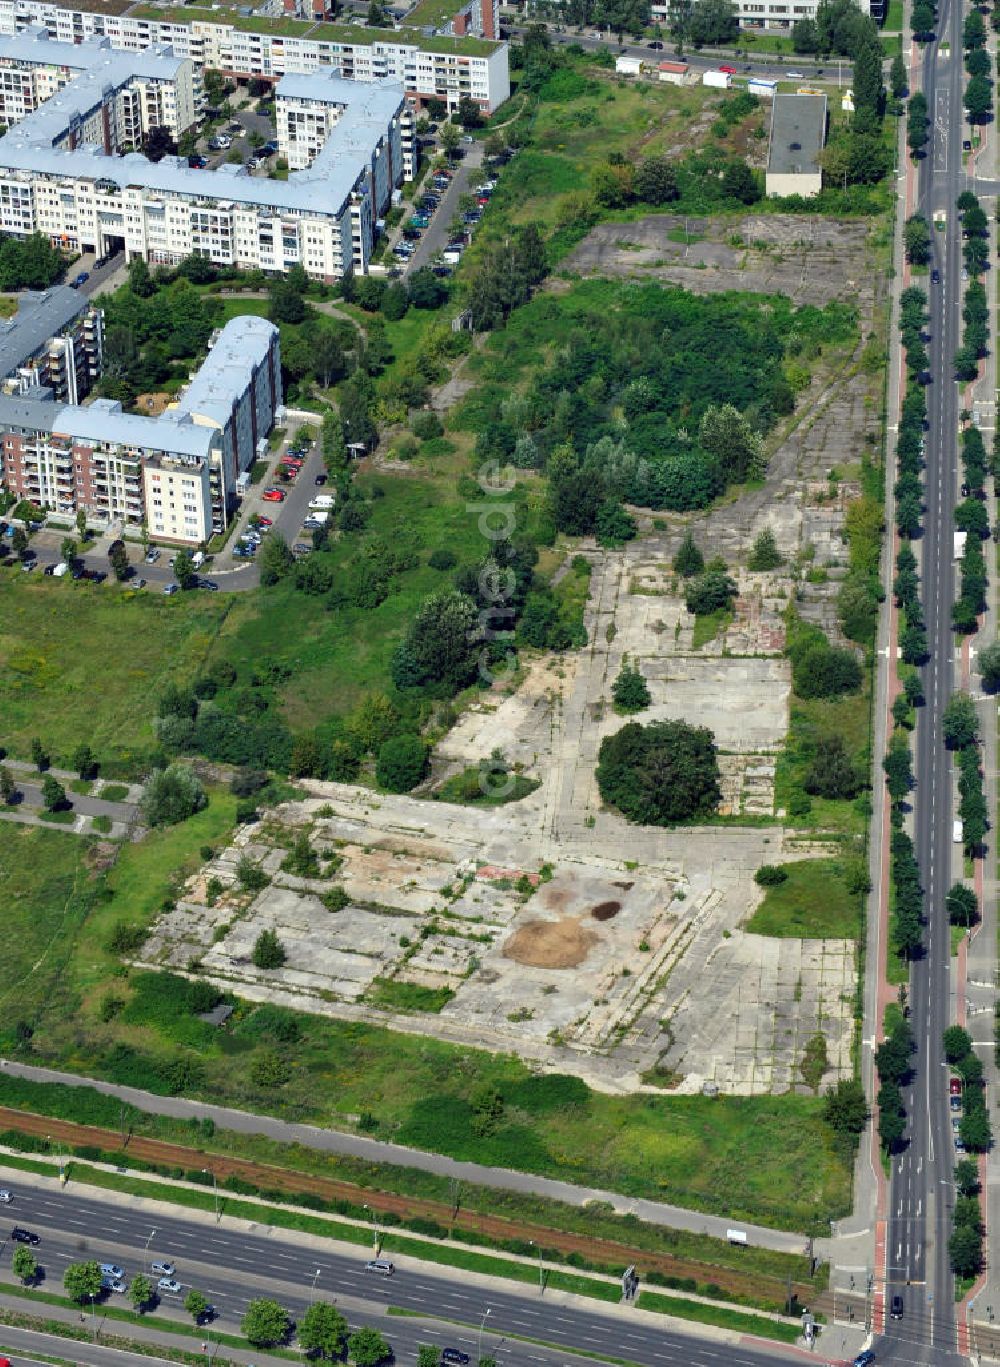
[0,285,90,379]
[174,314,277,427]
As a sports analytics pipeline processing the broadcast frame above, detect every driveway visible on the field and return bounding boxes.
[407,144,484,274]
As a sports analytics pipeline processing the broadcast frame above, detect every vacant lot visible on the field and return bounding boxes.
[0,576,231,768]
[745,859,862,939]
[0,824,95,1002]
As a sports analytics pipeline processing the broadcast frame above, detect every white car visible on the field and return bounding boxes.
[0,1190,12,1204]
[158,1277,182,1294]
[150,1261,175,1277]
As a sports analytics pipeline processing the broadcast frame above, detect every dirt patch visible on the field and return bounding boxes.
[135,391,173,416]
[591,900,622,922]
[504,917,598,969]
[84,841,119,875]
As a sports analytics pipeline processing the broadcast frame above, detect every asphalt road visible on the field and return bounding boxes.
[407,145,485,274]
[514,24,840,81]
[879,5,966,1364]
[0,1176,806,1367]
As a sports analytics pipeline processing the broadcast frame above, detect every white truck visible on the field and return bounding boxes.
[309,495,335,511]
[954,530,967,561]
[703,70,732,88]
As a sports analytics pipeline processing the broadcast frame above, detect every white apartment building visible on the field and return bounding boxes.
[0,34,411,279]
[0,27,196,143]
[1,315,282,543]
[647,0,879,29]
[0,0,510,113]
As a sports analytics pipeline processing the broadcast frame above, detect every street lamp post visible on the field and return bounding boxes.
[528,1240,544,1295]
[144,1226,157,1275]
[477,1307,491,1364]
[311,1267,322,1302]
[363,1204,381,1255]
[89,1292,96,1343]
[202,1168,220,1223]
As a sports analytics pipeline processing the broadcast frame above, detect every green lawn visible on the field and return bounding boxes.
[745,859,861,938]
[0,575,232,769]
[0,824,94,999]
[692,607,733,650]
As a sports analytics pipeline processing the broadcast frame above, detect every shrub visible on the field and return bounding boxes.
[141,764,207,826]
[754,865,787,887]
[596,721,720,825]
[251,929,286,970]
[376,735,429,792]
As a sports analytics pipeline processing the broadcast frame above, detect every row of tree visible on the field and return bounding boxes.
[943,1026,990,1278]
[943,691,987,854]
[955,428,989,634]
[894,292,930,666]
[962,9,993,125]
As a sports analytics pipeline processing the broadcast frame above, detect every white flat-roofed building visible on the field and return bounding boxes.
[0,26,196,142]
[0,38,411,278]
[0,0,510,113]
[0,314,281,542]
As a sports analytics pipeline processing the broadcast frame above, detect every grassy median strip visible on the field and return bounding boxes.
[0,1284,298,1360]
[636,1291,800,1344]
[71,1161,619,1299]
[37,1161,752,1326]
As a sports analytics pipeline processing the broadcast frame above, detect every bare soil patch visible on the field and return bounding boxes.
[504,917,598,969]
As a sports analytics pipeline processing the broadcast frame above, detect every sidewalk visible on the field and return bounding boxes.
[960,68,1000,1344]
[0,1059,808,1254]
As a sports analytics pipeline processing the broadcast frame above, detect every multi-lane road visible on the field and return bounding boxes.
[0,1175,804,1367]
[880,0,970,1362]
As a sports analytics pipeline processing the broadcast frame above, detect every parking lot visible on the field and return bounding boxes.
[4,415,324,593]
[390,141,489,275]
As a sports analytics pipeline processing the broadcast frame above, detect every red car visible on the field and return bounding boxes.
[282,456,304,468]
[257,515,273,526]
[719,63,737,73]
[262,488,285,503]
[950,1077,963,1097]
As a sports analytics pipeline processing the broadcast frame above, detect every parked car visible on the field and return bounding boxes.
[100,1264,125,1280]
[890,1293,903,1320]
[71,271,90,288]
[10,1228,39,1244]
[853,1352,876,1367]
[293,543,312,556]
[151,1262,175,1277]
[163,583,179,595]
[647,38,663,47]
[145,547,161,564]
[188,154,207,168]
[257,515,274,526]
[197,579,219,592]
[262,488,285,502]
[102,1277,127,1294]
[158,1278,183,1294]
[315,473,328,486]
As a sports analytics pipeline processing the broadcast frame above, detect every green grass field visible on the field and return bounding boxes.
[0,575,232,768]
[745,859,861,938]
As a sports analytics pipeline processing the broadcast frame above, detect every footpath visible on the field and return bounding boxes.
[0,1060,807,1256]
